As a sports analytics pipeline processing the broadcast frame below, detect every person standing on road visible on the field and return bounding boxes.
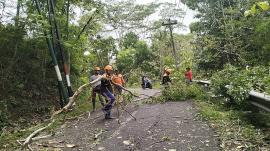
[162,68,172,88]
[112,69,125,102]
[185,67,193,84]
[89,67,105,112]
[90,65,116,119]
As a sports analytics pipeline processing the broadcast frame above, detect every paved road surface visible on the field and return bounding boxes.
[32,88,220,151]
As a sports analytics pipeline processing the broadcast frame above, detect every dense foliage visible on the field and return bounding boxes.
[184,0,270,69]
[182,0,270,106]
[211,65,270,105]
[0,0,188,132]
[161,82,206,102]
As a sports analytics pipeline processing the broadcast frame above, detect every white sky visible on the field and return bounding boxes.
[135,0,198,34]
[99,0,198,41]
[1,0,197,35]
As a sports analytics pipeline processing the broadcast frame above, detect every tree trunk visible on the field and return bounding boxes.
[15,0,21,28]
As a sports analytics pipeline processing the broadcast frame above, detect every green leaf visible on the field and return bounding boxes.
[244,10,252,17]
[250,4,258,14]
[257,1,270,11]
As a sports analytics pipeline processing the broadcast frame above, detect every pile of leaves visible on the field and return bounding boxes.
[196,100,270,151]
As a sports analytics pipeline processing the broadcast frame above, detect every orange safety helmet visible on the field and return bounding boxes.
[164,67,169,71]
[94,67,100,71]
[104,65,113,71]
[166,68,172,74]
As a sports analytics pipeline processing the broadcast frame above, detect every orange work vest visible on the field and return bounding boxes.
[112,74,125,85]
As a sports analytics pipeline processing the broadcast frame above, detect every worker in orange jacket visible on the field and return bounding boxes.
[90,65,116,119]
[112,69,125,103]
[162,68,172,88]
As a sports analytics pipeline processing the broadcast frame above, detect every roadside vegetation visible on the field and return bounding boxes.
[0,90,92,149]
[1,0,270,150]
[150,79,270,150]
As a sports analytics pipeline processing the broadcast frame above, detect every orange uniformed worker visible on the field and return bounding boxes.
[90,65,116,119]
[112,69,125,96]
[162,68,172,87]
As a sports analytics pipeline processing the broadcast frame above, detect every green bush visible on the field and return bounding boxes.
[161,81,207,101]
[211,65,270,106]
[126,70,141,87]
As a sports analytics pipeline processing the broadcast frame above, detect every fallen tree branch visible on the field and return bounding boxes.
[18,134,53,142]
[17,140,22,145]
[51,83,91,118]
[27,145,33,151]
[147,117,161,131]
[20,120,55,150]
[94,129,104,140]
[18,82,139,149]
[18,83,93,149]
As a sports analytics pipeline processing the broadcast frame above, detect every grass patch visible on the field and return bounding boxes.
[127,83,140,88]
[196,99,270,150]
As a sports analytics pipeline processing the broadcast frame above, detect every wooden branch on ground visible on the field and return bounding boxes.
[27,145,33,151]
[20,120,55,150]
[51,83,91,118]
[18,82,138,149]
[19,83,92,149]
[18,134,52,142]
[94,130,104,140]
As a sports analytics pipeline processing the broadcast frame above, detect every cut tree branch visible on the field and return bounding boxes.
[19,81,138,149]
[51,83,91,118]
[18,134,53,142]
[21,120,55,150]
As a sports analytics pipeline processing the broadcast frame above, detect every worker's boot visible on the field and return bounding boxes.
[105,111,115,119]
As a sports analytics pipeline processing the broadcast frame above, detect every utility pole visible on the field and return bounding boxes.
[162,18,179,70]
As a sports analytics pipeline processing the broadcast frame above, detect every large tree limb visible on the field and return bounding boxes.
[18,134,53,142]
[51,83,91,118]
[21,120,55,150]
[19,83,92,149]
[19,81,138,149]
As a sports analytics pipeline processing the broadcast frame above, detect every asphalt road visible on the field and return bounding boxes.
[32,88,220,151]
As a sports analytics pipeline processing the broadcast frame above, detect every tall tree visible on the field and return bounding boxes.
[120,32,139,49]
[184,0,270,70]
